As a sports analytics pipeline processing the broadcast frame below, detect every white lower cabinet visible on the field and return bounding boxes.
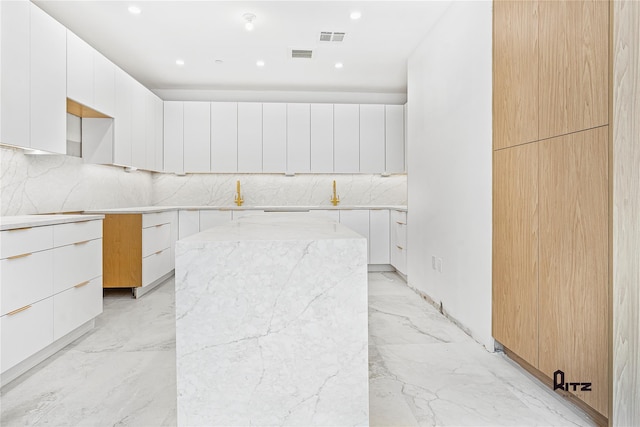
[199,210,233,231]
[53,276,102,340]
[390,210,407,275]
[339,210,370,262]
[232,210,264,220]
[0,217,103,378]
[314,210,340,222]
[1,298,54,373]
[369,210,390,264]
[142,248,171,287]
[178,210,200,240]
[141,223,171,257]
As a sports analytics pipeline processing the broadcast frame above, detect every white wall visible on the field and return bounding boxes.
[406,1,493,349]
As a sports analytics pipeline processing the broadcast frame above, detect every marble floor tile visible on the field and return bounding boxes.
[1,273,595,427]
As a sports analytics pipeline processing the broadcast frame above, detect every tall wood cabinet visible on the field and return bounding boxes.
[492,0,610,421]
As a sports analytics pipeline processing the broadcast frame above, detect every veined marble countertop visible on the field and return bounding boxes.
[84,205,407,214]
[0,214,104,231]
[181,211,365,242]
[175,212,369,425]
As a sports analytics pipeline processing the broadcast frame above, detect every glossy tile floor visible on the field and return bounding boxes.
[0,273,594,426]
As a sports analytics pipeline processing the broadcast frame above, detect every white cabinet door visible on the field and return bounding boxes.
[164,101,184,173]
[93,52,115,117]
[30,3,66,154]
[53,276,102,340]
[262,103,287,173]
[183,101,211,172]
[81,118,114,164]
[287,103,311,173]
[145,92,157,171]
[130,81,147,168]
[238,103,263,172]
[385,105,405,173]
[310,104,334,173]
[314,210,339,222]
[339,210,370,261]
[154,97,164,171]
[334,104,359,173]
[211,102,238,172]
[359,104,385,173]
[1,0,30,147]
[232,210,264,220]
[369,210,390,264]
[199,210,233,231]
[178,210,200,240]
[114,68,133,166]
[66,30,93,107]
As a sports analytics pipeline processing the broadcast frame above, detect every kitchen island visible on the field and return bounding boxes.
[175,212,368,426]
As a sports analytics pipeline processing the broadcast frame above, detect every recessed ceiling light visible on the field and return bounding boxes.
[350,11,361,20]
[128,5,141,15]
[176,59,185,66]
[335,62,344,69]
[243,13,256,31]
[256,60,265,67]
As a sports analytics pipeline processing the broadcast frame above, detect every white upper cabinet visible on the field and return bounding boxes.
[130,80,147,169]
[113,68,133,166]
[183,102,211,173]
[0,0,30,147]
[211,102,238,172]
[81,118,114,164]
[93,52,115,117]
[262,103,287,173]
[145,92,159,171]
[359,104,385,173]
[385,105,405,173]
[287,103,311,173]
[164,101,183,173]
[310,104,334,173]
[30,3,66,154]
[238,103,263,173]
[66,31,93,107]
[334,104,360,173]
[154,97,164,171]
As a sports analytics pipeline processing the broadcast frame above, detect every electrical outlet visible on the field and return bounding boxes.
[436,257,443,273]
[432,255,436,270]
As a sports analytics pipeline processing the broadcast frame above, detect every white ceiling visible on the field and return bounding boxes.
[34,1,452,95]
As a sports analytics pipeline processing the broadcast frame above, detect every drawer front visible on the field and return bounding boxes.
[53,219,102,247]
[0,250,53,316]
[1,297,54,373]
[142,211,174,228]
[142,248,171,286]
[391,244,407,275]
[391,210,407,225]
[53,276,102,340]
[142,223,171,257]
[0,226,53,259]
[53,239,102,294]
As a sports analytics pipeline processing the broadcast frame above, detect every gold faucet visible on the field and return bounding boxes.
[330,180,340,206]
[234,180,244,206]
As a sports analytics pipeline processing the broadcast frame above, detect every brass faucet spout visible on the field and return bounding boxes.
[330,180,340,206]
[234,180,244,206]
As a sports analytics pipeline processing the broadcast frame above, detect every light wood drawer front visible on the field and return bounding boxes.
[0,226,53,259]
[1,297,54,373]
[0,250,53,316]
[53,239,102,294]
[53,276,102,340]
[142,211,173,228]
[53,220,102,247]
[142,248,171,286]
[142,223,171,257]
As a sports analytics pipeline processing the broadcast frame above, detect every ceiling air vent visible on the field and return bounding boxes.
[320,32,346,42]
[291,49,313,59]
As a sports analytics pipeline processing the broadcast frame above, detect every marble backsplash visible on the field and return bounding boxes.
[0,146,153,216]
[152,173,407,207]
[1,145,407,216]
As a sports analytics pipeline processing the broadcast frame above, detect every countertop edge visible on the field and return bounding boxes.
[0,214,105,230]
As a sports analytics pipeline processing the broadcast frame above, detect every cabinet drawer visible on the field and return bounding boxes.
[391,244,407,275]
[0,226,53,259]
[0,250,53,316]
[53,276,102,340]
[142,211,174,228]
[1,297,54,373]
[142,223,171,257]
[53,219,102,247]
[53,239,102,294]
[391,210,407,225]
[142,248,171,287]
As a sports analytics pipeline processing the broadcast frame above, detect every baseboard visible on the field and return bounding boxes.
[134,271,174,298]
[368,264,395,272]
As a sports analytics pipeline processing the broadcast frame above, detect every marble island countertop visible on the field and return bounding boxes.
[83,205,407,214]
[0,214,105,231]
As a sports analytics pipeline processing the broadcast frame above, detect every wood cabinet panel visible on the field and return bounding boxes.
[493,0,539,149]
[538,127,609,416]
[492,143,539,367]
[539,0,609,140]
[103,214,142,288]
